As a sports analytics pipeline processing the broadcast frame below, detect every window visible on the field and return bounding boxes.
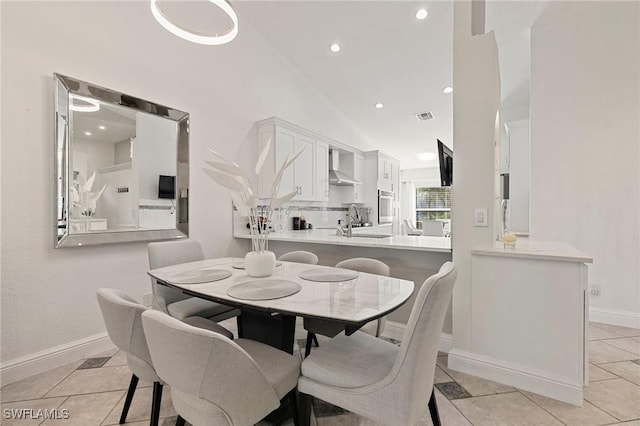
[415,187,451,227]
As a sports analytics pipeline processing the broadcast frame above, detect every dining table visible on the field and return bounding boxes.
[148,257,415,354]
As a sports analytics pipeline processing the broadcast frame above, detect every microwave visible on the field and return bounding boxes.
[378,190,394,224]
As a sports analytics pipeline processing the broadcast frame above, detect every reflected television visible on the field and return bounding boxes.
[437,139,453,187]
[158,175,175,199]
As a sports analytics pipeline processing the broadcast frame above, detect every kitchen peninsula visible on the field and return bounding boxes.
[234,228,453,335]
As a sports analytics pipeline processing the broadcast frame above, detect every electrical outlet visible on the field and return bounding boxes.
[143,292,153,306]
[590,284,601,297]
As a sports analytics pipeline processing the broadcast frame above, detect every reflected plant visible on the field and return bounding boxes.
[203,138,305,252]
[72,171,106,218]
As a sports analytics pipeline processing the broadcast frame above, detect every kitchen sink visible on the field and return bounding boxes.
[350,234,393,239]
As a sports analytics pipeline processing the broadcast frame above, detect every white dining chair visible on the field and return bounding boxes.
[298,262,457,426]
[148,240,239,322]
[141,309,301,426]
[421,220,445,237]
[403,219,422,236]
[303,258,391,357]
[97,288,233,426]
[278,250,319,265]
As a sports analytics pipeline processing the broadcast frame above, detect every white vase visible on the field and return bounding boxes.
[244,250,276,277]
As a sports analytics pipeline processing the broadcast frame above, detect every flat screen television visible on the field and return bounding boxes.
[437,139,453,186]
[158,175,175,199]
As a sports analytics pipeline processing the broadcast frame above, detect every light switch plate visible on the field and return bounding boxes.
[474,208,488,227]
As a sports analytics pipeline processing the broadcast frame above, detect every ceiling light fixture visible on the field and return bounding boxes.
[375,102,384,109]
[416,8,428,20]
[150,0,238,46]
[419,152,436,161]
[330,43,341,53]
[442,86,453,94]
[69,94,100,113]
[98,125,106,130]
[84,131,92,136]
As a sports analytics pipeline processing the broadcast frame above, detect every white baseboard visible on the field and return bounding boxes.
[1,333,116,386]
[589,307,640,329]
[448,348,583,406]
[381,321,453,353]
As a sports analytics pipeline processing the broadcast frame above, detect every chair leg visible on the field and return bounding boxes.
[236,314,244,338]
[299,392,312,426]
[312,334,319,347]
[175,415,186,426]
[288,389,300,426]
[150,382,163,426]
[305,333,314,358]
[428,387,441,426]
[119,374,139,424]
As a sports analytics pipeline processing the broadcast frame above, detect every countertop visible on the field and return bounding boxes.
[234,229,452,253]
[471,240,593,263]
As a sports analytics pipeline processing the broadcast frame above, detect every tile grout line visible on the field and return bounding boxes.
[440,389,475,426]
[39,362,85,400]
[37,395,69,426]
[583,387,626,424]
[517,389,569,426]
[597,340,640,358]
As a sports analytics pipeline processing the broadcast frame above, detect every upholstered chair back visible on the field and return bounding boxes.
[96,288,157,382]
[148,240,205,311]
[389,262,456,423]
[278,250,319,264]
[335,258,390,276]
[141,310,280,426]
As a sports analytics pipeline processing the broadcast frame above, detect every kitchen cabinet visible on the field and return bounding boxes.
[364,151,401,232]
[374,152,398,192]
[503,119,530,234]
[353,153,365,202]
[315,141,329,202]
[256,117,326,202]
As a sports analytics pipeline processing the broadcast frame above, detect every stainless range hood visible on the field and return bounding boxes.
[329,149,361,186]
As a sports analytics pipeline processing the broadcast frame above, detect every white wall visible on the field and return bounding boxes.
[530,2,640,327]
[0,1,370,369]
[135,113,177,201]
[451,0,501,350]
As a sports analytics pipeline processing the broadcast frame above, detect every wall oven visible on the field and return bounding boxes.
[378,190,394,224]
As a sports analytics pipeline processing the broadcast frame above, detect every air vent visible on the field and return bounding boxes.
[415,111,435,121]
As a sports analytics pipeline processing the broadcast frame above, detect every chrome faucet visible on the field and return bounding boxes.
[347,204,360,238]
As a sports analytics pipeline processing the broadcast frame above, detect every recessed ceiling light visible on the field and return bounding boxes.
[84,131,92,136]
[98,125,106,130]
[442,86,454,94]
[375,102,384,109]
[419,152,437,161]
[416,8,428,20]
[330,43,341,53]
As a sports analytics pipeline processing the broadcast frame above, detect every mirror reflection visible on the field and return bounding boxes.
[55,74,189,247]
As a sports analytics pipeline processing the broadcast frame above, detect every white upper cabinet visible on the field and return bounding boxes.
[367,151,398,192]
[273,125,297,197]
[256,117,326,202]
[315,141,329,202]
[353,153,365,202]
[295,133,315,200]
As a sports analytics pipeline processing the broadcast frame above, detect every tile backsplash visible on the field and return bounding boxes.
[233,204,375,234]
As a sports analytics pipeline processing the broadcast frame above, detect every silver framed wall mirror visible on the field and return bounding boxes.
[54,74,190,248]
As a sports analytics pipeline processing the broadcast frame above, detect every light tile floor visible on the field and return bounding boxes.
[1,321,639,425]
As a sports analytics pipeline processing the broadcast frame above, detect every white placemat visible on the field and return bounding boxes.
[231,260,283,269]
[299,267,359,282]
[167,269,232,284]
[227,279,301,300]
